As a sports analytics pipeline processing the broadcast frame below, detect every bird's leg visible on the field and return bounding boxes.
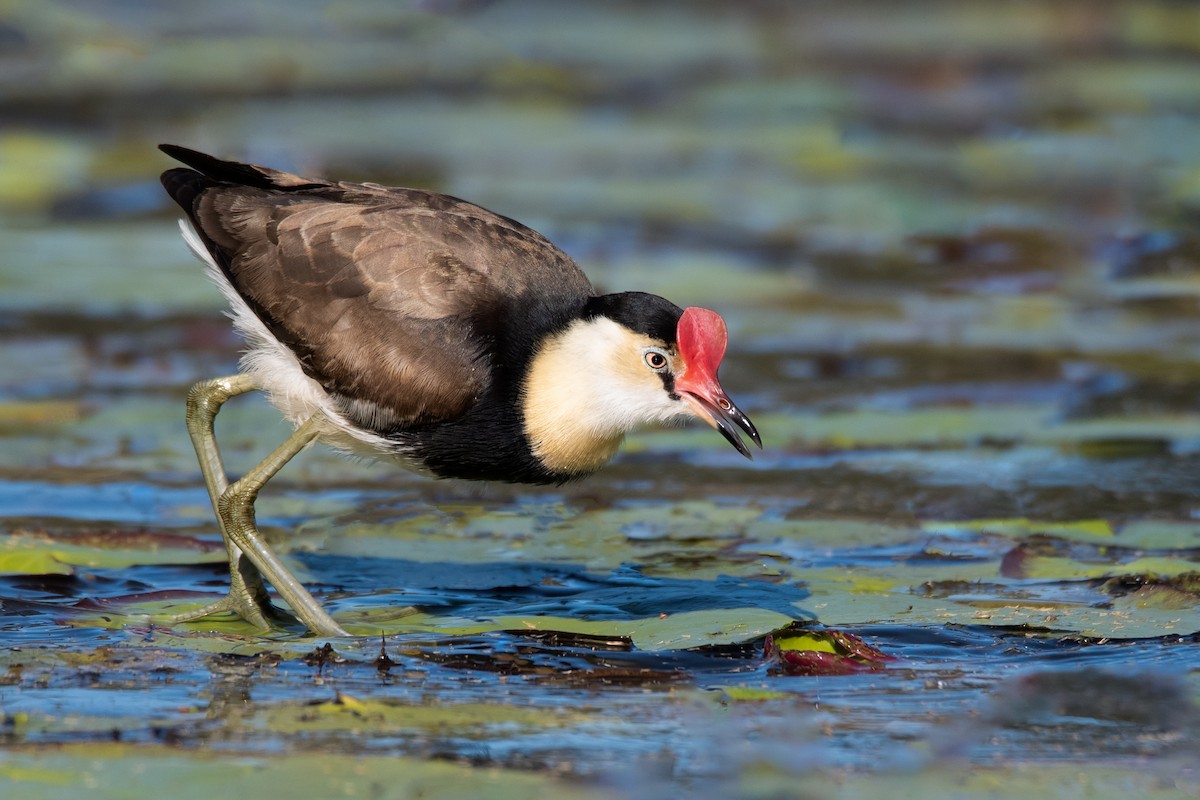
[216,415,349,636]
[170,375,277,628]
[170,376,346,636]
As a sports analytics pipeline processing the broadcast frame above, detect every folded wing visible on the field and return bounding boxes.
[159,145,593,430]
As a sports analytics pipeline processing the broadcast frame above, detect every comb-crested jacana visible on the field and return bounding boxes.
[158,144,760,636]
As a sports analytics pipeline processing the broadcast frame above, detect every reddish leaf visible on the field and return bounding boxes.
[764,626,896,676]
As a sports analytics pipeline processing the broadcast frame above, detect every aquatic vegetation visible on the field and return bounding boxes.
[3,1,1200,796]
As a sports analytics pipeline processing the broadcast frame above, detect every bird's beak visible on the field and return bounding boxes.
[674,306,762,460]
[678,381,762,459]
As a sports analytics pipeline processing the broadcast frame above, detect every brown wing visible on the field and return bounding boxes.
[159,146,594,429]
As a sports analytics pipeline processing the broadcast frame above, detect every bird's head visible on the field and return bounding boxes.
[522,292,761,477]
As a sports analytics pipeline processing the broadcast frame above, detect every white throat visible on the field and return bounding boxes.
[521,317,686,476]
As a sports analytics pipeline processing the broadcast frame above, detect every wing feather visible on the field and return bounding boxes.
[160,147,593,430]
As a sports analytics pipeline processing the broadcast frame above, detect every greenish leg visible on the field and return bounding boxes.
[217,414,348,636]
[170,375,273,628]
[170,375,348,637]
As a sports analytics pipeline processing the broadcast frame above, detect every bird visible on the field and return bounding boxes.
[158,144,761,637]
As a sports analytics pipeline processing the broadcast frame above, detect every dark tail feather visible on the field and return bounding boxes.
[159,144,279,190]
[157,144,325,194]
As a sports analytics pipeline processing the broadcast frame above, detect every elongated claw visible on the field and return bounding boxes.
[168,594,274,629]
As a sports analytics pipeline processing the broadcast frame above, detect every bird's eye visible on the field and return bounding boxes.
[643,349,669,372]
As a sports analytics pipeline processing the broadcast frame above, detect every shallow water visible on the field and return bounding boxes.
[3,2,1200,797]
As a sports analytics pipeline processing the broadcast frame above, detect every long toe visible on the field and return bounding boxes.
[166,588,285,631]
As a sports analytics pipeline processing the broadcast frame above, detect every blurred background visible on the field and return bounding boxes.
[6,1,1200,429]
[7,0,1200,517]
[3,1,1200,796]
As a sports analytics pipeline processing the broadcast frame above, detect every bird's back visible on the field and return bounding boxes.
[159,145,595,443]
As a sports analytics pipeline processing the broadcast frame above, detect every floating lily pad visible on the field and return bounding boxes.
[0,744,607,800]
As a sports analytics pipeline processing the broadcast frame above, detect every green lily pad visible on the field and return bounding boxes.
[338,607,796,651]
[254,694,592,736]
[0,744,607,800]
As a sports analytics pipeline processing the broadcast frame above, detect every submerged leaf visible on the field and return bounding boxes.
[1101,572,1200,610]
[716,686,797,701]
[259,698,588,735]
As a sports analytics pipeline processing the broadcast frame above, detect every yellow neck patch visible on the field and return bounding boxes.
[521,318,639,477]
